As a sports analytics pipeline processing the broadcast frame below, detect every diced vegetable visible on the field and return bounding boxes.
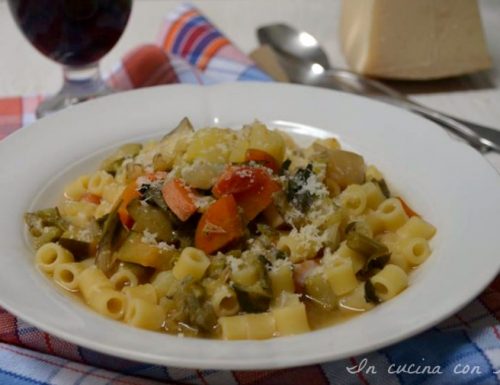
[100,143,142,175]
[139,182,171,215]
[184,127,234,164]
[171,280,217,333]
[346,231,388,257]
[304,272,337,311]
[245,149,279,173]
[80,193,101,205]
[325,149,366,190]
[212,166,281,220]
[115,231,178,269]
[24,208,67,248]
[195,195,244,254]
[158,118,195,171]
[397,197,419,217]
[247,122,286,164]
[59,220,100,260]
[118,181,140,228]
[232,255,272,313]
[262,204,285,228]
[364,280,380,304]
[96,201,122,275]
[127,199,174,243]
[162,178,199,222]
[285,164,315,211]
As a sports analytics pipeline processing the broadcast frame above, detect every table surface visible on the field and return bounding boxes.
[1,0,500,166]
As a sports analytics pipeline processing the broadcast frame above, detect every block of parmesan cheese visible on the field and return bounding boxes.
[340,0,492,80]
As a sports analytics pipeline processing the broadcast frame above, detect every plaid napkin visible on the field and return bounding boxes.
[2,4,500,385]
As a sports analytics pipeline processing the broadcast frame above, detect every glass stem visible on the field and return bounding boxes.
[61,63,108,98]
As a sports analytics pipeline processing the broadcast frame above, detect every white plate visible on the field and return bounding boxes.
[1,83,500,370]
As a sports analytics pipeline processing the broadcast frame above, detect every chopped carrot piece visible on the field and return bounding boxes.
[195,195,244,254]
[118,181,141,228]
[212,166,281,221]
[81,192,101,205]
[162,178,199,221]
[397,197,420,217]
[245,148,279,173]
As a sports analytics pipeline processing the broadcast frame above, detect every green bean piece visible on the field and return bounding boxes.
[172,279,217,333]
[365,280,380,304]
[95,201,121,275]
[346,231,388,257]
[24,208,68,248]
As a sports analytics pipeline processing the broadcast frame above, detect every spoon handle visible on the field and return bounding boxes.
[403,102,494,153]
[327,70,498,153]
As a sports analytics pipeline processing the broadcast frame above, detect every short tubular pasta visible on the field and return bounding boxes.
[78,266,113,302]
[35,243,73,274]
[110,266,139,291]
[219,314,249,340]
[370,264,408,301]
[375,198,409,231]
[396,216,436,240]
[396,237,431,266]
[324,257,358,296]
[210,285,239,316]
[172,247,210,281]
[53,261,86,291]
[64,175,90,201]
[330,241,365,273]
[272,302,310,336]
[102,183,125,204]
[246,313,276,340]
[123,284,157,304]
[340,184,368,215]
[339,283,375,312]
[277,226,322,263]
[269,262,294,297]
[87,289,127,320]
[125,298,165,330]
[87,171,114,196]
[362,182,385,209]
[151,271,178,298]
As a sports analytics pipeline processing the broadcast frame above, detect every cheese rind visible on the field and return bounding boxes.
[340,0,492,80]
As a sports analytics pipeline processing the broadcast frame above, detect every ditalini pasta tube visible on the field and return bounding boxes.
[35,243,74,274]
[370,264,408,301]
[172,247,210,281]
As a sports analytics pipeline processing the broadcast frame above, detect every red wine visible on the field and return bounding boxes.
[8,0,132,66]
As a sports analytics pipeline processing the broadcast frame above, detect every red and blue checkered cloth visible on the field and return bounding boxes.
[2,4,500,385]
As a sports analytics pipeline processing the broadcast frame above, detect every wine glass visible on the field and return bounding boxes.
[8,0,132,118]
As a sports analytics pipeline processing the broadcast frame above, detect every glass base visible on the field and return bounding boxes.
[37,64,112,118]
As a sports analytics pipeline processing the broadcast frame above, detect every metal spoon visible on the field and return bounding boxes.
[258,23,500,153]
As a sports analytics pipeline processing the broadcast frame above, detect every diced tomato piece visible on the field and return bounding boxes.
[162,178,199,221]
[397,197,420,217]
[118,182,141,228]
[233,175,281,221]
[212,166,258,197]
[212,166,281,221]
[195,195,244,254]
[81,192,101,205]
[245,148,279,173]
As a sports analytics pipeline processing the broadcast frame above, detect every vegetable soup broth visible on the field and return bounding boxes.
[25,119,436,339]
